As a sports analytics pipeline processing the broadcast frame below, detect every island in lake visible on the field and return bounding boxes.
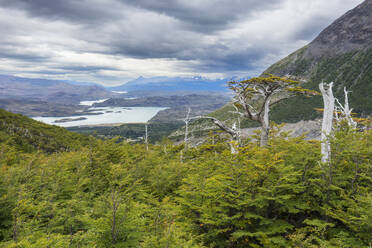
[54,117,88,123]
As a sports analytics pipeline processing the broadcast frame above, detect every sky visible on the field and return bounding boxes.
[0,0,364,86]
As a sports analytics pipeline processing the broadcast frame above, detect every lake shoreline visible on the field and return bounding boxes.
[69,122,150,127]
[32,105,167,127]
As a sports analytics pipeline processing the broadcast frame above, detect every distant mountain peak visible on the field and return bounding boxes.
[108,76,230,94]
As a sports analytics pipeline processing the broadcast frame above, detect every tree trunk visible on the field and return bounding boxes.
[230,136,239,154]
[191,115,241,154]
[145,124,149,151]
[260,125,269,147]
[183,108,191,150]
[319,82,335,163]
[335,87,357,128]
[260,97,271,147]
[229,121,240,154]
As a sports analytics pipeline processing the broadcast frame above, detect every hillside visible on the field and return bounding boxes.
[0,108,89,153]
[264,0,372,121]
[0,99,88,117]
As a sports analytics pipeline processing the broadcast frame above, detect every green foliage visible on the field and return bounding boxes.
[228,74,318,100]
[267,48,372,122]
[0,112,371,247]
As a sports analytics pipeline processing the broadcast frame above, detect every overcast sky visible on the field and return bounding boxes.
[0,0,363,86]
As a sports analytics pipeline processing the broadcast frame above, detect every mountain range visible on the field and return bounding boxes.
[0,74,116,104]
[108,76,230,96]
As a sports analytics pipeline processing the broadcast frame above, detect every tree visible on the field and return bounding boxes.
[184,111,241,154]
[335,87,357,128]
[196,116,240,154]
[145,123,149,151]
[228,74,317,146]
[319,82,335,164]
[183,108,192,150]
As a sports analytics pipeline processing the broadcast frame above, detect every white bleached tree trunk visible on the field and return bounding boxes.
[260,96,271,147]
[145,123,149,151]
[183,108,191,150]
[230,121,239,154]
[190,116,240,154]
[319,82,335,163]
[335,87,357,128]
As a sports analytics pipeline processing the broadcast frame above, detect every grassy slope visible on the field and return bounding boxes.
[267,48,372,121]
[0,108,89,153]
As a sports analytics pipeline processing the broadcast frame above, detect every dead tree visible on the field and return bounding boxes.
[319,82,335,163]
[335,87,357,128]
[183,108,191,150]
[190,116,240,154]
[145,123,149,151]
[228,74,317,147]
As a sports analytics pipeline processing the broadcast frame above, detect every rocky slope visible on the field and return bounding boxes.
[170,118,322,146]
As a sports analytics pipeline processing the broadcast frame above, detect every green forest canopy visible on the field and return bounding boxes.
[0,107,371,247]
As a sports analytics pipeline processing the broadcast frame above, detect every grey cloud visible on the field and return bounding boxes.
[0,0,364,84]
[0,50,49,62]
[0,0,123,24]
[292,16,331,41]
[184,47,273,75]
[122,0,282,32]
[1,0,283,32]
[57,66,121,73]
[24,70,68,75]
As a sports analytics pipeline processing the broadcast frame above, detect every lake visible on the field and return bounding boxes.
[32,100,167,127]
